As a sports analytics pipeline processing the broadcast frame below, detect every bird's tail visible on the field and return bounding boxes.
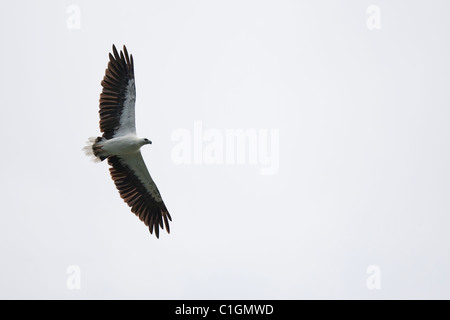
[83,137,107,162]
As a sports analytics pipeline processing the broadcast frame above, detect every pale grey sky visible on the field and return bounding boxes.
[0,0,449,299]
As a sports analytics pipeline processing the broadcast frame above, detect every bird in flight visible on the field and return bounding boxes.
[84,45,171,238]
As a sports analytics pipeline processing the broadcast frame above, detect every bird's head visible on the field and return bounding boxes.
[142,138,152,146]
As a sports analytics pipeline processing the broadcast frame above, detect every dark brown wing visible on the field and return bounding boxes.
[99,45,135,139]
[107,155,171,238]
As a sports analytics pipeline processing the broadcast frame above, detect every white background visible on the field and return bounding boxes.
[0,0,449,299]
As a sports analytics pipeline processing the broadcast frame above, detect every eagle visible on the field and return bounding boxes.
[84,45,171,238]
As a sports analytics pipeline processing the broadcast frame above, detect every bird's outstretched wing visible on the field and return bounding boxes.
[108,153,171,238]
[99,44,136,139]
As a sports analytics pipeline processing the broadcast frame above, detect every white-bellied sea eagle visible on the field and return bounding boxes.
[84,45,171,238]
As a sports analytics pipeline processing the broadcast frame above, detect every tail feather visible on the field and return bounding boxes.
[83,137,106,162]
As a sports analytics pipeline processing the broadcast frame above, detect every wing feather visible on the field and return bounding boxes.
[99,45,136,139]
[107,154,171,238]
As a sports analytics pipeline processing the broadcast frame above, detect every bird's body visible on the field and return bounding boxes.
[95,134,149,157]
[84,45,171,238]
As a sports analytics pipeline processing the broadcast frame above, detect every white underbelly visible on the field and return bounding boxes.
[102,135,141,156]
